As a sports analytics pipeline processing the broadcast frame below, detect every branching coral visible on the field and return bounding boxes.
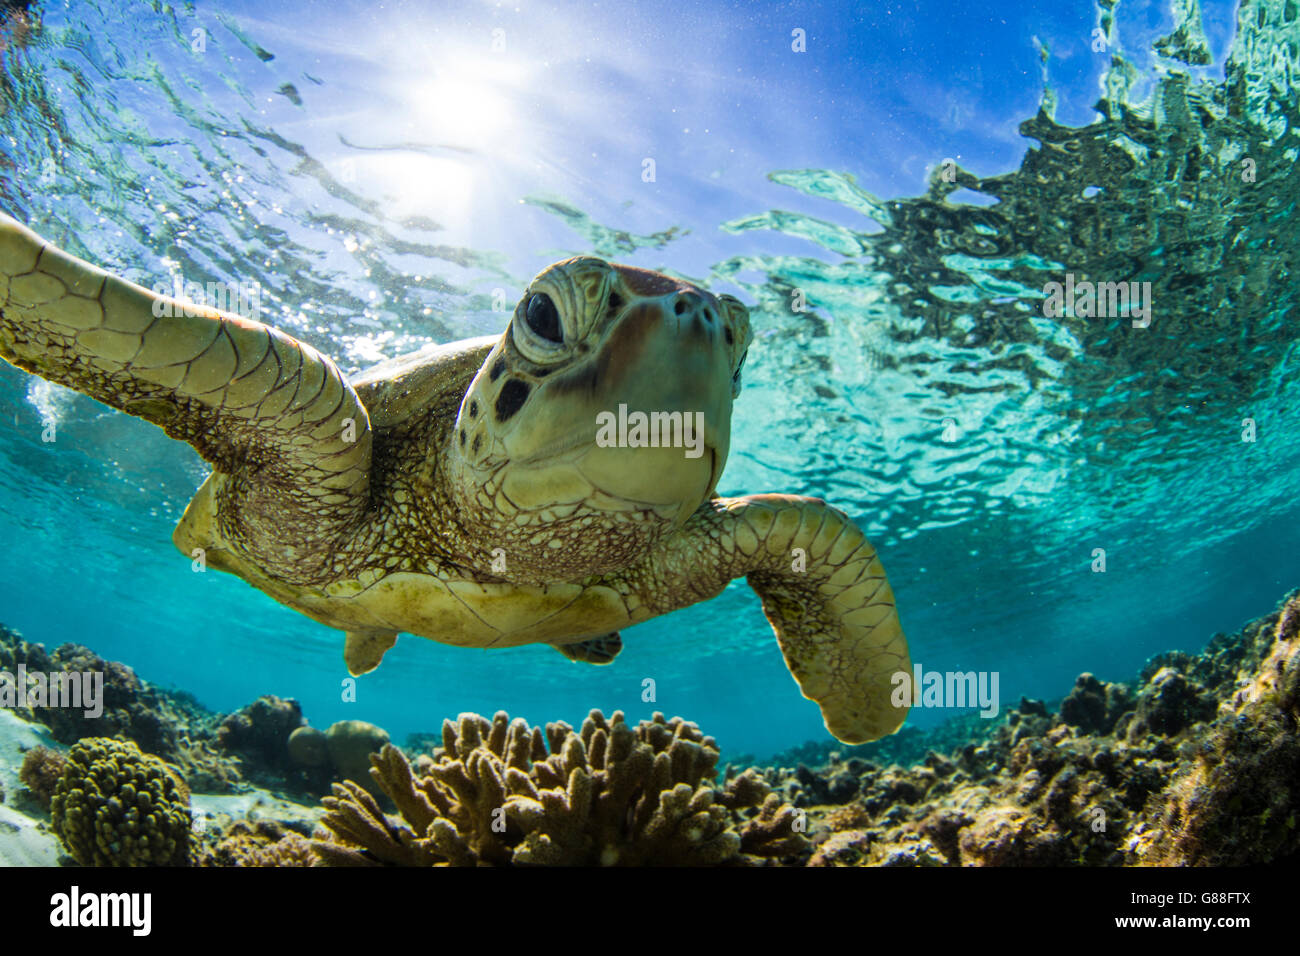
[314,710,811,866]
[50,737,192,867]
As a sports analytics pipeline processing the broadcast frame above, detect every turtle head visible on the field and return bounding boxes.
[447,256,751,579]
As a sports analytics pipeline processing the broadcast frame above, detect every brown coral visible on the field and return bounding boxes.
[50,737,192,867]
[18,745,66,811]
[313,709,810,867]
[196,820,315,867]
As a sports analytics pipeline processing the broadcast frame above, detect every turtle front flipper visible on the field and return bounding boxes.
[0,214,372,569]
[643,494,910,744]
[552,632,623,664]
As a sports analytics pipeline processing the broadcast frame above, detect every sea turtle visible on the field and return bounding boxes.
[0,213,910,743]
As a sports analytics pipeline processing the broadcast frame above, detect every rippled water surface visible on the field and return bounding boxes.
[0,0,1296,756]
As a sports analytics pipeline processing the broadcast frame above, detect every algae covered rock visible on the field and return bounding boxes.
[287,726,329,768]
[1131,594,1300,864]
[1059,673,1132,735]
[1125,666,1215,740]
[50,737,192,867]
[217,695,304,770]
[325,720,390,783]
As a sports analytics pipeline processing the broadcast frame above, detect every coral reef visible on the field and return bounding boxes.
[50,737,192,867]
[0,624,398,804]
[0,626,237,792]
[775,590,1300,866]
[195,819,315,867]
[755,709,995,777]
[1129,597,1300,864]
[5,586,1297,868]
[313,709,811,866]
[17,745,66,811]
[217,700,392,799]
[216,695,305,774]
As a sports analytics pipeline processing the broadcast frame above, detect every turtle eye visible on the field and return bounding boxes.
[526,293,563,343]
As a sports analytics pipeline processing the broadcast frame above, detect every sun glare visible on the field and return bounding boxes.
[346,50,536,226]
[366,152,479,220]
[408,54,531,150]
[413,75,514,149]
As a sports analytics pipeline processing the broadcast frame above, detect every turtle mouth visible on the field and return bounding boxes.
[515,428,592,465]
[514,418,726,467]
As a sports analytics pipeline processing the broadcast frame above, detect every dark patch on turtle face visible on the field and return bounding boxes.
[459,428,467,447]
[469,399,479,418]
[495,378,531,422]
[612,264,683,297]
[472,433,482,455]
[489,356,506,382]
[549,303,660,399]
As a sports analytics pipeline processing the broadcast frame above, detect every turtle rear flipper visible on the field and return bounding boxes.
[0,214,372,568]
[344,630,400,676]
[552,632,623,664]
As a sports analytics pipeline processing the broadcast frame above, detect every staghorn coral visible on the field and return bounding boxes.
[50,737,192,867]
[18,745,66,811]
[313,709,811,866]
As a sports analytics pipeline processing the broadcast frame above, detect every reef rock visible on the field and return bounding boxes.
[324,720,390,785]
[0,627,237,792]
[217,695,305,772]
[778,590,1300,867]
[1129,595,1300,864]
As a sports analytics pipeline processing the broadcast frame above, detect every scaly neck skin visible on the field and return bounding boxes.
[432,446,683,588]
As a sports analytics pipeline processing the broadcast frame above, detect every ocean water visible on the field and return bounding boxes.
[0,0,1296,760]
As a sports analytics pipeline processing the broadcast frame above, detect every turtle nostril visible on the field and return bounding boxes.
[675,291,710,318]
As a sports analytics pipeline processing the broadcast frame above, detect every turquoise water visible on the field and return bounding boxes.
[0,0,1297,758]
